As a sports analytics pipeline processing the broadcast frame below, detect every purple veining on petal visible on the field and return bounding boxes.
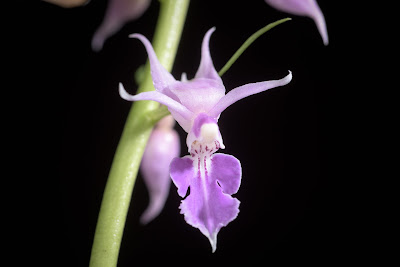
[170,151,241,252]
[265,0,328,45]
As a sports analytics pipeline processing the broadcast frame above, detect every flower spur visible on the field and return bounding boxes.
[119,27,292,252]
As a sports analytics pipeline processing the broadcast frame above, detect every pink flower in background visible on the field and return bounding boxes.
[42,0,89,8]
[265,0,329,45]
[140,115,180,224]
[91,0,151,51]
[120,27,292,251]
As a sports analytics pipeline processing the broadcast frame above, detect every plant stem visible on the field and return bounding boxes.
[218,18,291,77]
[89,1,189,266]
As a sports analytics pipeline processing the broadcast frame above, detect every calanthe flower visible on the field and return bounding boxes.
[119,27,292,251]
[265,0,329,45]
[140,115,180,224]
[91,0,151,51]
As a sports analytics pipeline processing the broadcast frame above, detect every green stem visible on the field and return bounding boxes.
[218,18,291,77]
[89,1,190,266]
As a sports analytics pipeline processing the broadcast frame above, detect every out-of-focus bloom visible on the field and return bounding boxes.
[91,0,151,51]
[42,0,89,8]
[265,0,329,45]
[140,115,180,224]
[119,27,292,252]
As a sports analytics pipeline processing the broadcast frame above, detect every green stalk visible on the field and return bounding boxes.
[89,1,190,266]
[218,18,291,77]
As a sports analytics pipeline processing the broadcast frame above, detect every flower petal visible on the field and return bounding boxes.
[208,71,292,117]
[119,83,193,121]
[167,28,226,114]
[211,153,241,195]
[265,0,328,45]
[129,33,177,93]
[194,27,224,87]
[170,154,241,252]
[169,79,226,115]
[170,156,193,198]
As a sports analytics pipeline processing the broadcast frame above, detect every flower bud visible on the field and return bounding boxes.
[140,115,180,224]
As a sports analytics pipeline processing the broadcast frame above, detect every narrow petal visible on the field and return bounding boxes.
[170,154,241,252]
[208,71,292,117]
[194,27,224,86]
[265,0,328,45]
[119,83,193,121]
[129,34,177,92]
[140,121,180,224]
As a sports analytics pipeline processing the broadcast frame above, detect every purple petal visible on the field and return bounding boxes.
[211,154,241,195]
[169,78,226,115]
[170,156,193,198]
[140,119,180,224]
[265,0,328,45]
[167,28,226,114]
[119,83,193,123]
[129,33,177,93]
[92,0,151,51]
[170,153,242,252]
[194,27,224,86]
[208,71,292,118]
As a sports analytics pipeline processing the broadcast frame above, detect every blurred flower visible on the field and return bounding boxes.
[42,0,89,8]
[265,0,329,45]
[140,115,180,224]
[92,0,151,51]
[120,27,292,251]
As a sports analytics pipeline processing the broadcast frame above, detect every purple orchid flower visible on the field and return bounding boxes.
[91,0,151,51]
[119,27,292,252]
[140,115,180,224]
[265,0,329,45]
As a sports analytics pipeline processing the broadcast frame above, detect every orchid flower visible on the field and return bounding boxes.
[119,27,292,252]
[265,0,329,45]
[91,0,151,51]
[140,115,180,224]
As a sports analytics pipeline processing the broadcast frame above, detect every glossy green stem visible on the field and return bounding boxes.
[89,1,189,266]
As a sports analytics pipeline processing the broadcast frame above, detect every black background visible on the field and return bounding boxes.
[15,0,348,265]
